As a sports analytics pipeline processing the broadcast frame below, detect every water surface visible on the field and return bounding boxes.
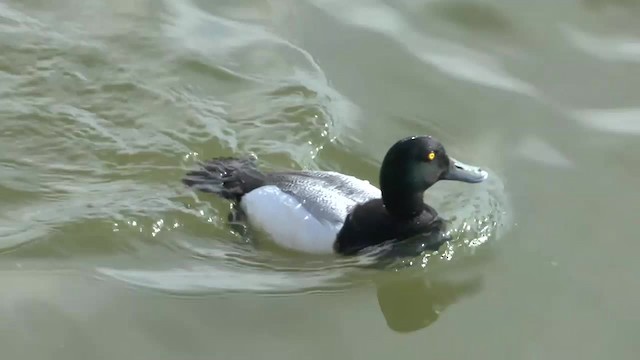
[1,0,639,359]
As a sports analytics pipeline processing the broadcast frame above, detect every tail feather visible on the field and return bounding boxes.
[182,156,266,201]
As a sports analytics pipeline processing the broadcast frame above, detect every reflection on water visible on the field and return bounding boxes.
[375,273,483,333]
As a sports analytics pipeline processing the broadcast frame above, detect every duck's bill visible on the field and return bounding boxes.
[441,157,488,183]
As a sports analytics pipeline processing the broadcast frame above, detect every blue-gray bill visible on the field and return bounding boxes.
[441,157,488,183]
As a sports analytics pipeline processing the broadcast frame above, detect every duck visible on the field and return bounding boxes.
[182,135,488,256]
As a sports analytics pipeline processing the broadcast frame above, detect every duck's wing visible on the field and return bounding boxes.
[264,171,381,224]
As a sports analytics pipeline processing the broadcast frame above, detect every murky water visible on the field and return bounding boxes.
[1,0,638,359]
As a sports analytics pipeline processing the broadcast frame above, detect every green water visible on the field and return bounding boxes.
[1,0,639,359]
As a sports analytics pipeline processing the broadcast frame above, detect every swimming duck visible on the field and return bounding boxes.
[182,135,487,256]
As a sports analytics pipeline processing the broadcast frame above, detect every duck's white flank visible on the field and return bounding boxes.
[240,185,344,254]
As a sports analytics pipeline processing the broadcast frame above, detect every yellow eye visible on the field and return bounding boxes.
[427,151,436,161]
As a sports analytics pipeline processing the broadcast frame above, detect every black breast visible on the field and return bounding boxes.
[333,199,448,256]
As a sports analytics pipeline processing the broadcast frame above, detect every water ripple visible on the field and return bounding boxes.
[572,107,640,135]
[565,26,640,63]
[308,0,537,96]
[0,0,510,296]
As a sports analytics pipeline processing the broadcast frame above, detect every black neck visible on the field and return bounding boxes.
[381,189,425,219]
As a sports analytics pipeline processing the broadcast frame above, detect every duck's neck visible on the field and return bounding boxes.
[381,189,425,219]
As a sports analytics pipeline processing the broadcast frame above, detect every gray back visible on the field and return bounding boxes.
[266,171,381,225]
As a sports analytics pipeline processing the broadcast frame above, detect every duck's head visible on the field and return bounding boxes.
[379,135,488,217]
